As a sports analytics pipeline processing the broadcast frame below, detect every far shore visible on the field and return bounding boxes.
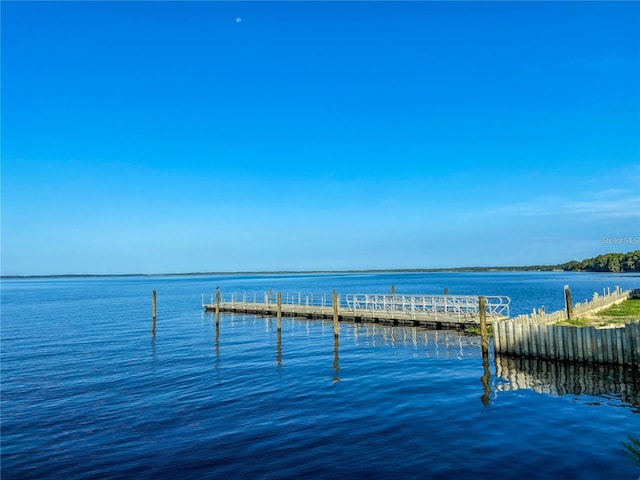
[3,267,639,280]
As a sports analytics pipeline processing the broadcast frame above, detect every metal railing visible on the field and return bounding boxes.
[344,294,510,317]
[203,292,332,307]
[204,291,510,317]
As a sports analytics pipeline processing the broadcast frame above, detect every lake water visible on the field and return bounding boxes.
[2,272,639,479]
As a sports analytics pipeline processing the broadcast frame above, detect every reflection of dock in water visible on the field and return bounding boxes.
[495,354,639,410]
[220,314,483,358]
[352,323,482,356]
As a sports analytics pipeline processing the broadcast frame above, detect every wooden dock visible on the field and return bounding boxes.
[203,292,511,330]
[198,286,640,366]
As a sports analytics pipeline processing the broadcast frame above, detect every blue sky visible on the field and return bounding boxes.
[2,1,639,275]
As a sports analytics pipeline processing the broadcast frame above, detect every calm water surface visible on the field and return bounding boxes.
[2,272,639,479]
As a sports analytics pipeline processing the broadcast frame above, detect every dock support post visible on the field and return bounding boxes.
[479,296,488,354]
[332,289,339,337]
[269,288,273,304]
[152,289,157,336]
[391,285,395,297]
[215,290,220,317]
[564,285,573,320]
[444,288,448,312]
[277,291,282,330]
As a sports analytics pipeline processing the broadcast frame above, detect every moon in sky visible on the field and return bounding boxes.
[235,17,242,23]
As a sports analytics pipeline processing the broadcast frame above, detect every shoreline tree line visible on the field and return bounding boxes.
[560,250,640,273]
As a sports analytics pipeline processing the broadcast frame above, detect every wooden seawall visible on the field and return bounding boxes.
[494,319,639,365]
[203,292,511,330]
[493,287,640,366]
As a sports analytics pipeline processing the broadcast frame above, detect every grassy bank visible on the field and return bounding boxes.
[560,299,640,327]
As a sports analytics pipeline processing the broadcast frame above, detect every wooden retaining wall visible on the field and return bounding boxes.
[493,319,640,365]
[508,286,631,325]
[493,287,639,366]
[572,286,631,316]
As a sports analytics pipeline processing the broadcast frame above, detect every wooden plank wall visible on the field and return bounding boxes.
[493,288,639,365]
[494,319,639,365]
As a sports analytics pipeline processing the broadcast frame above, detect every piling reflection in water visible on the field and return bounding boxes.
[215,320,220,370]
[481,349,491,407]
[495,354,640,412]
[333,336,340,382]
[205,311,482,358]
[205,312,490,393]
[276,330,282,367]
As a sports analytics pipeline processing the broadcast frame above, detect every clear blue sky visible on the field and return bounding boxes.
[2,1,639,275]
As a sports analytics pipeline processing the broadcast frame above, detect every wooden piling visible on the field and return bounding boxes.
[277,291,282,330]
[215,290,220,316]
[391,285,395,296]
[444,287,448,296]
[479,296,488,353]
[564,285,573,320]
[152,289,157,335]
[332,289,339,337]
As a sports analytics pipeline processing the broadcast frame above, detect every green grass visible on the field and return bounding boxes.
[597,298,640,318]
[558,299,640,327]
[464,325,493,336]
[561,318,589,327]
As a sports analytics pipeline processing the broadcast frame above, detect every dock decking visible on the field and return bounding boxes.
[203,292,511,330]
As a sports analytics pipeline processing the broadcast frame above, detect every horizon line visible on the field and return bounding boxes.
[0,265,580,279]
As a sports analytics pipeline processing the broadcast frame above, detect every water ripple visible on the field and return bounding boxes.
[2,275,639,479]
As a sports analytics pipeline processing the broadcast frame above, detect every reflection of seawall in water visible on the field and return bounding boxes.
[495,354,639,410]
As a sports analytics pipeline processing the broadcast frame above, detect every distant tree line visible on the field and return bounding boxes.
[560,250,640,273]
